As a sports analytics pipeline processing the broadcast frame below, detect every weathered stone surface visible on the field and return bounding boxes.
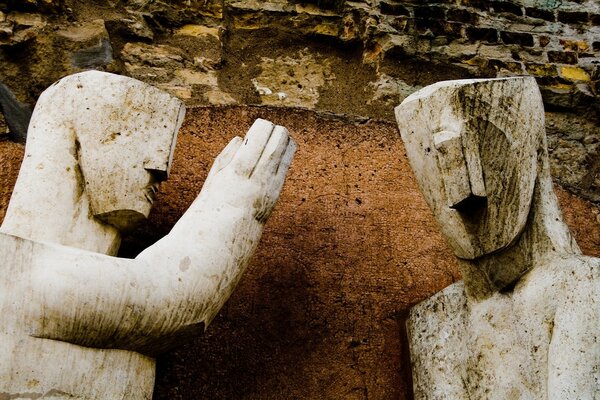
[0,11,45,46]
[397,77,599,399]
[252,49,334,108]
[108,11,154,41]
[124,0,223,25]
[56,19,114,69]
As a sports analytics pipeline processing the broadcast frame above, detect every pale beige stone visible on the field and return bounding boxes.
[253,50,333,108]
[396,77,599,399]
[174,24,220,39]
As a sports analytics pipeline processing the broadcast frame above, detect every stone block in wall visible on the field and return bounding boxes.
[124,0,223,26]
[490,1,523,16]
[526,63,557,77]
[559,39,589,53]
[122,42,184,66]
[500,31,534,46]
[547,50,578,64]
[557,10,589,24]
[525,7,555,22]
[477,44,513,60]
[447,8,479,24]
[488,59,524,74]
[539,36,550,47]
[559,65,591,82]
[381,34,417,58]
[466,27,498,43]
[415,18,461,38]
[0,12,45,46]
[379,1,409,16]
[106,11,154,42]
[55,20,113,70]
[414,5,446,20]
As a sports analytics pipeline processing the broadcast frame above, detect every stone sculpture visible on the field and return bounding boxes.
[0,71,296,399]
[395,77,599,399]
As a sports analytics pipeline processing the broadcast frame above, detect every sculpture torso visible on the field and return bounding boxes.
[408,254,600,400]
[0,233,155,399]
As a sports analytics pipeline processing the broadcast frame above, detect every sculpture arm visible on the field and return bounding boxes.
[28,119,295,353]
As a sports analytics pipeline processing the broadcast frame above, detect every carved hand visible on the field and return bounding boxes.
[196,118,296,224]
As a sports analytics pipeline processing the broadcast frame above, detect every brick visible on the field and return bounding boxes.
[489,59,523,73]
[547,50,578,64]
[466,27,497,43]
[525,7,555,21]
[559,39,589,52]
[500,31,534,46]
[380,1,410,16]
[526,63,557,77]
[414,6,446,20]
[415,18,445,36]
[391,16,410,32]
[539,36,550,47]
[491,1,522,16]
[559,65,591,82]
[591,14,600,25]
[557,11,588,24]
[447,8,478,24]
[443,21,463,38]
[460,0,488,10]
[594,42,600,52]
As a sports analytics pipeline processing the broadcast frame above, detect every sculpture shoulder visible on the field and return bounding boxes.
[409,280,468,322]
[516,253,600,301]
[407,281,470,399]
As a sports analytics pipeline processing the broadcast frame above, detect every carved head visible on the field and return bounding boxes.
[395,77,545,259]
[35,71,185,231]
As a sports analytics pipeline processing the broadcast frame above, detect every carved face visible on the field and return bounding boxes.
[67,72,185,231]
[396,77,544,259]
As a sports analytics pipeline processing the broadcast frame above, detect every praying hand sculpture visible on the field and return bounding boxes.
[396,77,599,399]
[0,71,295,398]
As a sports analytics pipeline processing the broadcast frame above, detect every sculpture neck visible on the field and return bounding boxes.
[460,148,580,301]
[0,123,121,255]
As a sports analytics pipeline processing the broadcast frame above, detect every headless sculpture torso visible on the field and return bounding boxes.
[0,233,155,399]
[409,254,600,400]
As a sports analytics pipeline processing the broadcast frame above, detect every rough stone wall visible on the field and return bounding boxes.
[1,0,598,107]
[0,0,597,201]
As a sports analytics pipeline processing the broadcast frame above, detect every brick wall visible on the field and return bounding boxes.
[350,0,600,110]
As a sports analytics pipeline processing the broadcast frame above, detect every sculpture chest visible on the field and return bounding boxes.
[408,256,600,400]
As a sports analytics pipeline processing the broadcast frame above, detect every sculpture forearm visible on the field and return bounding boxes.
[27,119,295,355]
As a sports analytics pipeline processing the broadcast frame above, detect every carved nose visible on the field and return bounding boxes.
[433,130,486,211]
